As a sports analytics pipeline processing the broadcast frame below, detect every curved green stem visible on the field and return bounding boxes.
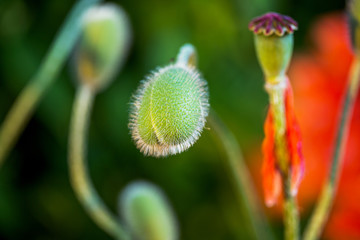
[208,111,273,240]
[69,85,130,240]
[0,0,101,166]
[303,58,360,240]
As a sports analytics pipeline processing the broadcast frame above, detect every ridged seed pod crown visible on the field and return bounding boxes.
[249,12,297,82]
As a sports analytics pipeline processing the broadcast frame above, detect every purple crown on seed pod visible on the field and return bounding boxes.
[249,12,298,37]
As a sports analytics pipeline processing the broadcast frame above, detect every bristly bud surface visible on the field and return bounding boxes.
[129,60,209,157]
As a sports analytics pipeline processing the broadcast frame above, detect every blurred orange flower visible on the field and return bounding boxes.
[288,13,360,239]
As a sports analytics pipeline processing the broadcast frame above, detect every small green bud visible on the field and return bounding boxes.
[176,43,198,67]
[119,181,179,240]
[249,12,297,82]
[129,45,209,157]
[74,3,131,91]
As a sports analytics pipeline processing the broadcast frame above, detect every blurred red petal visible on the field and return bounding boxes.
[262,109,282,206]
[289,12,360,239]
[262,82,305,205]
[284,82,305,195]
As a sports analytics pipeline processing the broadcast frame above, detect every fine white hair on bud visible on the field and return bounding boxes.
[129,59,209,157]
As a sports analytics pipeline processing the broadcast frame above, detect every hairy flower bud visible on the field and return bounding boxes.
[129,44,209,157]
[119,181,179,240]
[73,3,131,91]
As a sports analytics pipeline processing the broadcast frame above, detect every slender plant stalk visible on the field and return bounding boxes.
[303,58,360,240]
[0,0,101,166]
[69,85,130,240]
[283,174,300,240]
[208,111,273,240]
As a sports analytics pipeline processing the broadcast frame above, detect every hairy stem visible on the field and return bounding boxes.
[0,0,101,166]
[303,58,360,240]
[209,111,273,240]
[69,86,130,240]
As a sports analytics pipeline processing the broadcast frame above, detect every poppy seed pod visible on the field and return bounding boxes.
[249,12,297,82]
[119,181,179,240]
[129,44,209,157]
[249,13,304,206]
[74,3,131,92]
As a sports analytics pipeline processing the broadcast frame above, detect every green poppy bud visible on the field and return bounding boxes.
[119,181,179,240]
[74,3,131,92]
[129,45,209,157]
[249,12,297,83]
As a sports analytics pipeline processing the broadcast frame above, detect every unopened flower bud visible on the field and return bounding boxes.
[249,12,297,82]
[119,181,179,240]
[129,44,209,157]
[74,3,131,92]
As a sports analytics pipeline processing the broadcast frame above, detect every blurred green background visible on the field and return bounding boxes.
[0,0,345,239]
